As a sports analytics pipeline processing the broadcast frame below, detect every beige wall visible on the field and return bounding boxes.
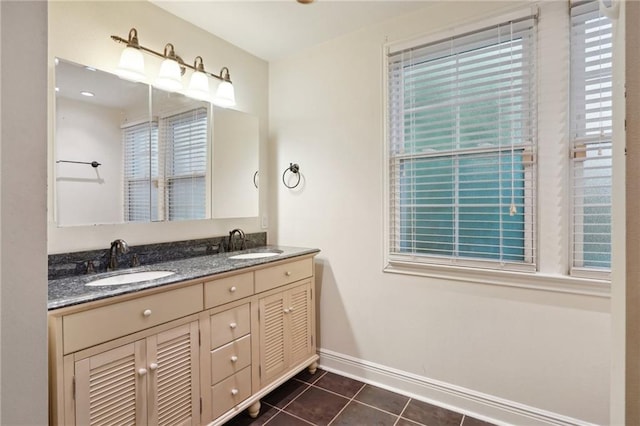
[0,1,48,424]
[270,2,614,424]
[611,0,627,424]
[47,1,270,253]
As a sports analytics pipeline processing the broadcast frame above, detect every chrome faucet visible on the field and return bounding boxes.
[227,229,246,252]
[108,239,129,271]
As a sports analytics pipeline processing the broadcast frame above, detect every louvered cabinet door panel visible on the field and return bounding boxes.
[259,292,287,385]
[287,283,313,366]
[147,321,199,426]
[75,341,146,426]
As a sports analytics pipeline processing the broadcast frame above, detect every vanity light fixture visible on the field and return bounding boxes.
[186,56,210,101]
[213,67,236,108]
[111,28,236,107]
[155,43,183,92]
[114,28,146,82]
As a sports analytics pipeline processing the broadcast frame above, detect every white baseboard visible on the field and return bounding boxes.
[318,348,598,426]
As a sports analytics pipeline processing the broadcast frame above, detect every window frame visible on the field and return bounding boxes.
[122,104,211,223]
[383,3,613,291]
[569,0,613,280]
[159,107,209,221]
[385,9,538,273]
[122,119,159,222]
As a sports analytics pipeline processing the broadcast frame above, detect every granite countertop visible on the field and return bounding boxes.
[48,245,319,311]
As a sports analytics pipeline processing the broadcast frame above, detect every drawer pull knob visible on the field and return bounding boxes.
[283,308,290,314]
[229,322,237,329]
[138,368,147,377]
[149,363,158,371]
[230,355,238,363]
[289,307,294,312]
[285,271,292,277]
[229,286,237,293]
[143,309,152,317]
[231,388,239,396]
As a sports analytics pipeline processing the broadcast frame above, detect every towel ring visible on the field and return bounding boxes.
[282,163,301,189]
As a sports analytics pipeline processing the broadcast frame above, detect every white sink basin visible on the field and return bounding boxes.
[229,251,282,260]
[86,271,175,286]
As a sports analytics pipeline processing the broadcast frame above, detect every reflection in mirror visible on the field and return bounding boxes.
[212,107,259,218]
[54,58,259,227]
[55,58,149,226]
[128,87,211,222]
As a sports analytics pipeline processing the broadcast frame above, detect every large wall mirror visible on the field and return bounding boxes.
[54,58,258,227]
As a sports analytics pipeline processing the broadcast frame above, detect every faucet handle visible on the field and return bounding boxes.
[131,253,140,267]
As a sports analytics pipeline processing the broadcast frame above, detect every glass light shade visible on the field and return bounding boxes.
[115,46,145,82]
[155,58,182,92]
[186,71,211,101]
[213,81,236,108]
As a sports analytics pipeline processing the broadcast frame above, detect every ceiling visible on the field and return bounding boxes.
[150,1,433,61]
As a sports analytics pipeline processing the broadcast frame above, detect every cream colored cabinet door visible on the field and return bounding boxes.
[74,341,147,425]
[74,321,200,426]
[258,291,287,384]
[258,281,312,386]
[147,321,200,426]
[287,282,313,367]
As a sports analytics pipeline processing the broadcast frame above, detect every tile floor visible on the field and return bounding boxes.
[225,369,496,426]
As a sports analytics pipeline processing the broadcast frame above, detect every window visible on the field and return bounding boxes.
[387,14,537,271]
[570,1,613,275]
[123,107,208,222]
[123,121,159,222]
[161,108,208,221]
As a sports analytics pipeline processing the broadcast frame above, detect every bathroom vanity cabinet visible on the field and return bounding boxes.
[48,253,318,426]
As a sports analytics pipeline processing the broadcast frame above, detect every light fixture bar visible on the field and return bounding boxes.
[111,30,232,83]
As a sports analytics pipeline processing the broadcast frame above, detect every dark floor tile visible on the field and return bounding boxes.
[262,379,310,409]
[462,415,497,426]
[295,367,326,384]
[284,386,349,426]
[314,371,365,398]
[402,399,464,426]
[330,401,398,426]
[354,384,409,415]
[223,403,279,425]
[265,411,313,426]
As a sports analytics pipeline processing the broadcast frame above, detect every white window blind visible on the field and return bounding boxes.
[123,121,158,222]
[387,15,537,271]
[570,0,612,274]
[160,108,208,221]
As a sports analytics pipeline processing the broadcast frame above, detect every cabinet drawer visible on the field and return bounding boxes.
[204,272,253,309]
[210,334,251,385]
[210,303,250,349]
[211,366,251,419]
[63,284,202,354]
[255,258,313,293]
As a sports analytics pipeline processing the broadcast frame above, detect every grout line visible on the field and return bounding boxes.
[393,398,413,426]
[282,411,318,426]
[278,382,313,412]
[326,381,367,426]
[260,403,282,426]
[307,383,361,402]
[261,400,315,426]
[297,369,328,386]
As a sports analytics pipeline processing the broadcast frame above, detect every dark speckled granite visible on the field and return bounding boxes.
[48,245,319,310]
[48,232,267,280]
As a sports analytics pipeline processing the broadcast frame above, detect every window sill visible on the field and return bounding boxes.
[384,260,611,298]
